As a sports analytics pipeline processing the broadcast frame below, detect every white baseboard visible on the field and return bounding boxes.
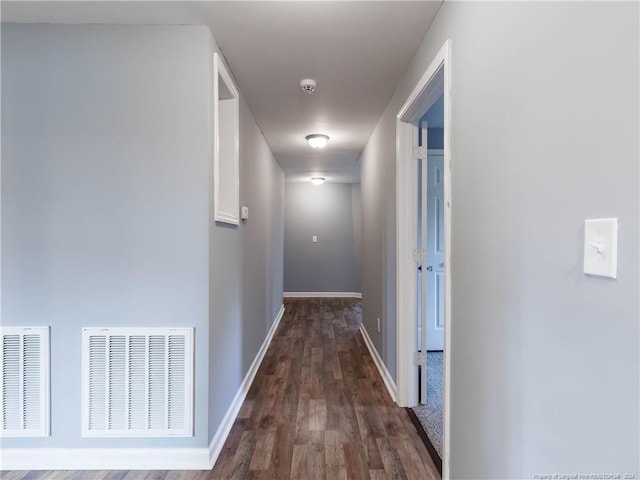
[359,324,398,403]
[207,304,285,467]
[283,292,362,299]
[0,304,286,471]
[0,447,211,470]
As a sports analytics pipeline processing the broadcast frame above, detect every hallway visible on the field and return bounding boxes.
[2,3,638,476]
[210,298,439,479]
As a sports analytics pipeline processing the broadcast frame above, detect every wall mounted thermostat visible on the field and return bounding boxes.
[241,206,249,220]
[583,218,618,279]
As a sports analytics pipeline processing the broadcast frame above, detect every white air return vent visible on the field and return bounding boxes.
[82,328,194,437]
[1,327,50,437]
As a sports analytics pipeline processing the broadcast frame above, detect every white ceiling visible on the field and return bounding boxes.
[2,1,443,183]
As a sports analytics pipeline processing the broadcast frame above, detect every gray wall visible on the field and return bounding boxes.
[1,24,211,448]
[359,2,639,478]
[1,24,285,453]
[360,95,398,379]
[284,182,360,293]
[208,85,284,442]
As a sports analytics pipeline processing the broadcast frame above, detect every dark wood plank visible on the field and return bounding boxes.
[290,444,307,478]
[306,442,325,479]
[270,423,295,479]
[354,405,385,470]
[324,429,347,480]
[308,399,327,431]
[248,431,275,471]
[376,436,409,480]
[344,441,371,480]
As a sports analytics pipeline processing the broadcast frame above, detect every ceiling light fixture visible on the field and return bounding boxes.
[311,177,326,186]
[306,134,329,149]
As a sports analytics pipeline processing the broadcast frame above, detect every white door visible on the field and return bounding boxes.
[417,132,446,402]
[417,129,429,404]
[425,152,445,351]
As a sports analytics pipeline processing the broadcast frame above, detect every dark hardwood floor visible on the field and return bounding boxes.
[1,298,439,480]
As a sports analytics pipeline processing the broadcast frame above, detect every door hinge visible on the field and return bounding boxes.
[412,249,425,263]
[413,146,427,160]
[413,351,426,365]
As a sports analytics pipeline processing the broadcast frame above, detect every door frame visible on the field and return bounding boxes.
[395,39,452,477]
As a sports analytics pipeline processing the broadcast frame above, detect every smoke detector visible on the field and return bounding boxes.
[300,78,317,94]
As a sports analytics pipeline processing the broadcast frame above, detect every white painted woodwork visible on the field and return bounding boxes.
[419,127,428,406]
[213,52,240,225]
[426,153,445,351]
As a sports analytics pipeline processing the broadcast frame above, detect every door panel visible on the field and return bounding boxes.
[418,129,428,405]
[426,153,445,351]
[435,271,445,328]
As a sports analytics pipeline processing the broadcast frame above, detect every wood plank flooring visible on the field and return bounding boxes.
[1,298,439,480]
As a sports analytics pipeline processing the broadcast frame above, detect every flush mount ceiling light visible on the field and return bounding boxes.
[306,134,329,149]
[311,177,326,186]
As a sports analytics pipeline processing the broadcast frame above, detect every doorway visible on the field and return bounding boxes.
[415,93,445,463]
[395,39,451,478]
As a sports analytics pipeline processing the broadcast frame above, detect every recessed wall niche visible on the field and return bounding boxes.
[213,52,240,225]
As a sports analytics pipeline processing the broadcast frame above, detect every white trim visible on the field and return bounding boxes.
[398,52,445,123]
[359,325,397,403]
[0,306,286,471]
[0,447,211,470]
[396,39,452,480]
[213,52,240,225]
[442,40,453,480]
[283,292,362,299]
[396,119,419,407]
[207,304,285,468]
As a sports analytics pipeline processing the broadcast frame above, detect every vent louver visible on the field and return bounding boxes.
[82,328,193,437]
[0,327,50,437]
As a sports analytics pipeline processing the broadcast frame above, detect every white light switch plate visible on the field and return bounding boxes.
[241,206,249,220]
[312,235,318,243]
[583,218,618,278]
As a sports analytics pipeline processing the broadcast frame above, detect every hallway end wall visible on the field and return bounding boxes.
[283,182,361,294]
